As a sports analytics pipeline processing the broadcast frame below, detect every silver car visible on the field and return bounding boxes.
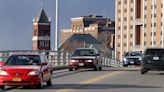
[68,48,102,71]
[123,51,142,67]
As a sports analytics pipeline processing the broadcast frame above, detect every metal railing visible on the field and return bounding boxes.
[0,50,123,70]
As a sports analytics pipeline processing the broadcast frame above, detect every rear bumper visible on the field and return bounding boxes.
[0,75,41,86]
[69,62,96,68]
[143,63,164,70]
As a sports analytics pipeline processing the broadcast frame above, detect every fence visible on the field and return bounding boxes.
[0,50,123,69]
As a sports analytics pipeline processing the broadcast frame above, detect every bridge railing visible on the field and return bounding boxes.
[0,50,123,70]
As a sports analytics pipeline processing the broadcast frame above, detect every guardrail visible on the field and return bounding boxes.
[0,50,123,70]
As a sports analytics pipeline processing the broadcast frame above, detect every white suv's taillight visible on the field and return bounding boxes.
[0,70,8,76]
[28,71,39,76]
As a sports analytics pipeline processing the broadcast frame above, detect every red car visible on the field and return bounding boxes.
[69,48,102,71]
[0,53,53,89]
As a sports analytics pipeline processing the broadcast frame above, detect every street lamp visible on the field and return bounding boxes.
[55,0,59,51]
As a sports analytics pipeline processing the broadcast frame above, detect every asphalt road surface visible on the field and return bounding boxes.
[1,67,164,92]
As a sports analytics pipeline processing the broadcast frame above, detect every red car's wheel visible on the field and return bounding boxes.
[0,85,5,89]
[69,67,73,71]
[36,76,43,89]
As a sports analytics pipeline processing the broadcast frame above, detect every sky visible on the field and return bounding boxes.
[0,0,115,50]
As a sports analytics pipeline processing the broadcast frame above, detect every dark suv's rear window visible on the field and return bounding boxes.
[145,49,164,56]
[6,55,40,65]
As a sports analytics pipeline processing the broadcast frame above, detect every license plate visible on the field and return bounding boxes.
[79,63,84,66]
[153,57,159,60]
[12,78,21,82]
[130,61,134,64]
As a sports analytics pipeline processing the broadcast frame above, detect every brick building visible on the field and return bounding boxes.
[61,15,115,50]
[115,0,164,61]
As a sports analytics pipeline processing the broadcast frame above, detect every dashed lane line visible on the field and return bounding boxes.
[56,71,123,92]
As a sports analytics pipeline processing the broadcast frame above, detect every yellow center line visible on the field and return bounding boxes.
[56,71,123,92]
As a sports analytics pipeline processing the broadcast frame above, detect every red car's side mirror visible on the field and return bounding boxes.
[41,62,47,66]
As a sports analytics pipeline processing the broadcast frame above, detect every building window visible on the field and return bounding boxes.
[118,43,120,47]
[144,41,146,45]
[124,43,126,46]
[154,32,156,36]
[124,26,127,30]
[154,14,156,18]
[124,17,127,21]
[118,35,121,38]
[131,8,133,12]
[144,33,146,36]
[118,9,121,13]
[124,9,127,12]
[118,18,121,22]
[124,0,127,4]
[118,26,121,30]
[162,4,163,8]
[130,42,133,46]
[130,34,133,38]
[124,34,126,38]
[118,1,121,5]
[144,24,147,27]
[130,25,133,29]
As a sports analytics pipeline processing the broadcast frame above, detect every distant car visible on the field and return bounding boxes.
[0,53,53,89]
[123,51,142,67]
[141,48,164,74]
[68,48,102,71]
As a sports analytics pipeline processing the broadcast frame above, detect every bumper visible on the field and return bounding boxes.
[0,75,41,86]
[143,63,164,70]
[69,62,95,68]
[124,60,141,65]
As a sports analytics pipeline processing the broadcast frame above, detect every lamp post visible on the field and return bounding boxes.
[55,0,59,51]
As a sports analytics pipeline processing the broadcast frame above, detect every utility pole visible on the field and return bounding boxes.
[55,0,59,51]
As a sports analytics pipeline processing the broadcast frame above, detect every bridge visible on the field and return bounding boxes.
[0,50,164,92]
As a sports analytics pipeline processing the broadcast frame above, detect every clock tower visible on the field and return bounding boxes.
[32,8,51,50]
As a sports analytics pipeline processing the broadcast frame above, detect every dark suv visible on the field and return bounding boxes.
[141,48,164,74]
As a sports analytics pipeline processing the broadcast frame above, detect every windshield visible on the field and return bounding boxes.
[124,52,142,57]
[6,55,40,66]
[72,49,96,56]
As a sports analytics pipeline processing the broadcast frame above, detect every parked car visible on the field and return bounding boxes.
[0,53,53,89]
[141,48,164,74]
[68,48,102,71]
[123,51,142,67]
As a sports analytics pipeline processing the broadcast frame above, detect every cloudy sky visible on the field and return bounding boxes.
[0,0,115,50]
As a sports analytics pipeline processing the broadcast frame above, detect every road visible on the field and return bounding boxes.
[1,67,164,92]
